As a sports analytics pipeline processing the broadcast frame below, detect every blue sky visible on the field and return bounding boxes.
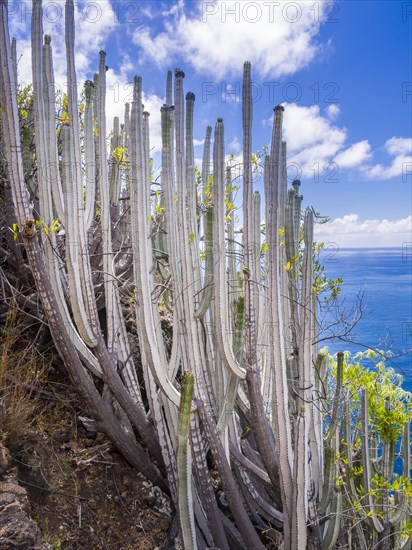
[8,0,412,246]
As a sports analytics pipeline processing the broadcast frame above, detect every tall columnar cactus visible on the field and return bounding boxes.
[1,2,411,548]
[177,372,196,550]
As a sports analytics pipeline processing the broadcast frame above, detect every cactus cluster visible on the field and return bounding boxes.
[0,1,410,549]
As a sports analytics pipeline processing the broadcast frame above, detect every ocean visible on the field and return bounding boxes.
[317,247,412,393]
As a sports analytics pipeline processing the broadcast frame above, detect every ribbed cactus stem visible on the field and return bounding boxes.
[202,126,212,202]
[42,33,65,224]
[10,36,17,86]
[285,188,297,263]
[149,389,178,503]
[267,106,294,540]
[293,212,315,540]
[386,421,411,530]
[92,71,100,199]
[299,207,315,446]
[161,104,181,379]
[142,110,151,217]
[0,1,34,228]
[31,0,51,227]
[61,125,96,346]
[32,0,69,331]
[109,115,121,205]
[174,70,214,407]
[185,91,201,293]
[292,409,308,550]
[284,187,300,366]
[177,372,197,550]
[327,351,344,442]
[213,118,245,380]
[226,167,238,307]
[242,62,253,272]
[320,492,342,550]
[195,204,214,318]
[403,422,411,478]
[166,69,173,104]
[97,49,117,356]
[130,76,181,407]
[311,298,323,488]
[261,156,271,408]
[124,102,130,149]
[279,141,290,359]
[252,191,261,339]
[8,9,99,372]
[318,351,343,513]
[293,181,303,245]
[241,78,283,508]
[233,295,245,362]
[65,0,101,344]
[280,141,287,224]
[379,398,392,550]
[216,295,245,433]
[361,388,384,533]
[65,0,84,210]
[241,61,258,379]
[318,442,337,517]
[84,80,96,230]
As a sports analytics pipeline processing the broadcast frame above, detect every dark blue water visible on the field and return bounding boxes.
[317,247,412,392]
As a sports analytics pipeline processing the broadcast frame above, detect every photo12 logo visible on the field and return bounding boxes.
[7,1,140,24]
[202,80,339,105]
[201,1,339,24]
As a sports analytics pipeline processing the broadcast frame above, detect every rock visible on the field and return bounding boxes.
[0,478,50,549]
[0,443,10,476]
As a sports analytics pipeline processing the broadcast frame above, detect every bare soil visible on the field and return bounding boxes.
[2,359,172,550]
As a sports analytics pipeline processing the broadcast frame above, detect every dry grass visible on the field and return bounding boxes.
[0,303,47,449]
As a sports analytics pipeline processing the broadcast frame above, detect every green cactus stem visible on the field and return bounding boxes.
[361,388,384,533]
[177,372,197,550]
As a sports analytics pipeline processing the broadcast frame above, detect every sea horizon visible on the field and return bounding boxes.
[317,245,412,392]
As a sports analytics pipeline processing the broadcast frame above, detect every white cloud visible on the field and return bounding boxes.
[193,138,205,147]
[280,103,346,177]
[270,105,409,181]
[335,140,372,168]
[385,137,412,156]
[361,136,412,180]
[132,0,333,79]
[364,156,412,180]
[315,214,412,247]
[283,103,346,153]
[228,136,242,154]
[326,104,340,120]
